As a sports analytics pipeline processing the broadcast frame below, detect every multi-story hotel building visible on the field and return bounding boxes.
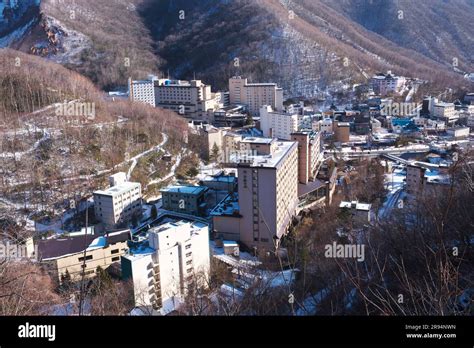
[237,138,299,251]
[121,221,210,314]
[229,76,284,116]
[129,77,222,120]
[154,79,221,120]
[94,173,142,228]
[290,131,323,184]
[433,102,458,125]
[128,76,156,107]
[370,71,407,96]
[260,105,299,140]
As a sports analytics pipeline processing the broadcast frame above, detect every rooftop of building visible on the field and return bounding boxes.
[200,174,237,184]
[38,230,130,261]
[291,130,321,138]
[434,102,455,107]
[339,201,372,211]
[372,71,405,80]
[210,194,240,217]
[234,139,297,168]
[298,179,326,198]
[131,80,153,85]
[150,220,207,235]
[246,82,278,87]
[155,79,206,87]
[160,185,208,195]
[240,137,275,145]
[94,181,141,197]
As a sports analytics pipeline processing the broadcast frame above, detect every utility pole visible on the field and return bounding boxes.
[78,177,90,316]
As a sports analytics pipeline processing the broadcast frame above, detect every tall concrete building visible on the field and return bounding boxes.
[260,105,299,140]
[154,79,221,121]
[121,221,210,314]
[433,102,458,125]
[94,173,142,228]
[229,76,284,116]
[128,76,157,107]
[237,138,299,251]
[334,121,350,143]
[291,131,323,184]
[406,165,425,195]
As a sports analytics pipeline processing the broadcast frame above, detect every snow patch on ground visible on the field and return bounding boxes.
[0,18,36,47]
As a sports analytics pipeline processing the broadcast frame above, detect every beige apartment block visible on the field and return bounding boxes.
[223,132,243,163]
[94,173,142,229]
[154,79,221,120]
[121,221,210,314]
[38,230,130,283]
[200,125,225,161]
[291,131,322,184]
[237,138,299,251]
[260,105,299,140]
[433,102,458,125]
[229,76,283,116]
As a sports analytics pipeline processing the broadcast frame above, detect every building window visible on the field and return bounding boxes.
[78,255,93,262]
[111,249,119,254]
[112,256,120,262]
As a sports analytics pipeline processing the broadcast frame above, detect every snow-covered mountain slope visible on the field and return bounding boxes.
[2,0,472,96]
[0,0,40,47]
[141,0,470,97]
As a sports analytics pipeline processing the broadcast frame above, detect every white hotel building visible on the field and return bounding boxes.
[154,79,222,120]
[370,71,407,96]
[432,102,458,125]
[128,76,157,107]
[129,76,222,121]
[93,173,142,228]
[121,221,210,314]
[229,76,284,116]
[260,105,300,140]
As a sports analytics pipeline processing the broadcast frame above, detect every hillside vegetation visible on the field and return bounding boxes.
[323,0,474,73]
[6,0,472,96]
[0,49,187,223]
[138,0,470,96]
[14,0,160,90]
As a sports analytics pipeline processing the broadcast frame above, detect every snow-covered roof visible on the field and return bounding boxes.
[94,181,140,196]
[161,185,207,195]
[339,201,371,211]
[236,141,297,169]
[211,194,240,217]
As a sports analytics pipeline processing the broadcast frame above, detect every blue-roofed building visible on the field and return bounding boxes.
[391,118,420,133]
